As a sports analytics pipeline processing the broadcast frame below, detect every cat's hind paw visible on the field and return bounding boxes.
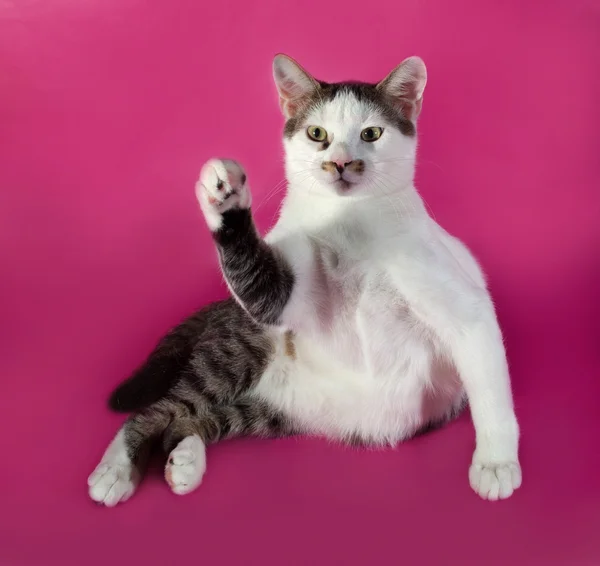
[165,435,207,495]
[88,461,139,507]
[196,158,252,231]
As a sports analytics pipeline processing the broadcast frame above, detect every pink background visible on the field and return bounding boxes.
[1,0,599,564]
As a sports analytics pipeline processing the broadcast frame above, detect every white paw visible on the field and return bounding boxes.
[195,158,252,231]
[469,461,522,500]
[165,435,207,495]
[88,462,139,507]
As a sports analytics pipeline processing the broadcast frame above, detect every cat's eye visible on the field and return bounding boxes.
[361,127,383,142]
[307,126,328,142]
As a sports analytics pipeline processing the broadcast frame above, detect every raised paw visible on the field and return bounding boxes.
[469,461,522,501]
[88,462,139,507]
[195,158,252,231]
[165,435,207,496]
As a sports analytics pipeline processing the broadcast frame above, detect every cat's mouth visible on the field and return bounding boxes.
[334,178,353,191]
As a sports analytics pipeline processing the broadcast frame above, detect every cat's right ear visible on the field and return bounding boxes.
[273,54,319,119]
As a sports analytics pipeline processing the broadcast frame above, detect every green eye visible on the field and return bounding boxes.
[307,126,328,142]
[361,127,383,142]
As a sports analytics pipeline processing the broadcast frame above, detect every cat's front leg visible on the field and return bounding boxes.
[195,159,295,326]
[389,257,522,500]
[446,301,522,501]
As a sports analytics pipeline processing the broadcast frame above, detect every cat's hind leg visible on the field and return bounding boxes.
[88,407,170,506]
[159,398,294,496]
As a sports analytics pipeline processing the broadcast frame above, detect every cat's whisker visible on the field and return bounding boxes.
[372,168,435,220]
[256,167,320,213]
[254,179,287,213]
[369,178,403,224]
[372,156,445,174]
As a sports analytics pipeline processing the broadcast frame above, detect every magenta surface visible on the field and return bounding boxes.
[1,1,599,564]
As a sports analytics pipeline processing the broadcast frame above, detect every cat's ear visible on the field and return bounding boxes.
[377,56,427,120]
[273,54,320,119]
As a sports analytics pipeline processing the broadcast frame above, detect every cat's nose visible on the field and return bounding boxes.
[321,160,354,174]
[333,160,353,174]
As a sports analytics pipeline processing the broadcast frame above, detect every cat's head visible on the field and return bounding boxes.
[273,55,426,198]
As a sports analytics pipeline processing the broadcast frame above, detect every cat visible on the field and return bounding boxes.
[88,54,521,506]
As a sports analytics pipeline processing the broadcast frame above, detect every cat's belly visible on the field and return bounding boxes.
[252,326,465,444]
[253,260,465,443]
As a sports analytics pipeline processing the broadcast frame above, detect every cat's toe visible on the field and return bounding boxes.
[469,461,521,500]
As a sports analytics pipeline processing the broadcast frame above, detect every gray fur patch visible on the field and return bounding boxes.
[284,81,415,139]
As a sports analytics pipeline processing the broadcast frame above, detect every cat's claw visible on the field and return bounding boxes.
[469,460,522,500]
[196,158,252,231]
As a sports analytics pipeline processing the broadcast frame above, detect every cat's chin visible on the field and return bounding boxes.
[332,179,358,196]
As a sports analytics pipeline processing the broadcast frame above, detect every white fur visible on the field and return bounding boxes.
[165,435,207,495]
[198,59,521,500]
[196,158,251,231]
[88,428,139,506]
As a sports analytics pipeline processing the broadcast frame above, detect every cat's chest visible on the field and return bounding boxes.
[315,238,398,305]
[310,242,427,370]
[314,243,373,316]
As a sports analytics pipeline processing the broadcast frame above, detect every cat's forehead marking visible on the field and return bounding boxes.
[312,92,373,125]
[283,82,415,139]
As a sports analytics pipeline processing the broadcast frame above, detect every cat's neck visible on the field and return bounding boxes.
[276,180,428,237]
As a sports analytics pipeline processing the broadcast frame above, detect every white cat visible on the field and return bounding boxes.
[88,54,521,506]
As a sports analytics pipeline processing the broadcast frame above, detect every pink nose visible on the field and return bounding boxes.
[332,159,353,173]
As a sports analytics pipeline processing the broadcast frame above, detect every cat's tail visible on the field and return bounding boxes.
[108,334,192,413]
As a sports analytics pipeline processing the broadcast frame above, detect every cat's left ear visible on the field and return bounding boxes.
[377,56,427,120]
[273,54,320,119]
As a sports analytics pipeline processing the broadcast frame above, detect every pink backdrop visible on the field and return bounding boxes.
[1,0,599,564]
